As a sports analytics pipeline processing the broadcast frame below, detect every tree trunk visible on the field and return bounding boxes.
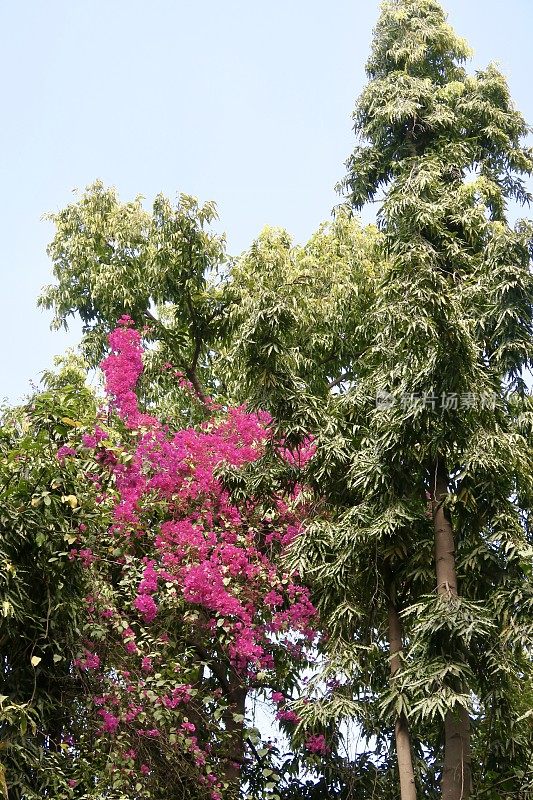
[387,591,417,800]
[432,459,472,800]
[443,708,471,800]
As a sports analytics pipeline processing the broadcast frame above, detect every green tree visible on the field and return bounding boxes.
[38,184,226,416]
[39,195,385,798]
[224,214,380,429]
[0,377,99,799]
[337,2,533,797]
[227,1,533,798]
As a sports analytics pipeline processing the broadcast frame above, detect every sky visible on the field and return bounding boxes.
[1,0,532,404]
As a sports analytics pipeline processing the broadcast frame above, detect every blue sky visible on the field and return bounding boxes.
[1,0,532,403]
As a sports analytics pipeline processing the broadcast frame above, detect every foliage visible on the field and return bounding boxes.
[26,200,384,798]
[222,215,380,436]
[0,376,99,799]
[38,185,226,418]
[228,0,533,797]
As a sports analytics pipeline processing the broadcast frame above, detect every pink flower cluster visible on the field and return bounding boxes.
[92,322,317,668]
[272,690,300,725]
[100,316,157,429]
[305,734,330,755]
[276,709,300,724]
[56,445,77,462]
[161,684,192,709]
[133,560,159,621]
[74,650,100,670]
[98,709,119,733]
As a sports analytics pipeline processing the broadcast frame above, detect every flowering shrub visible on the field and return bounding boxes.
[65,318,320,799]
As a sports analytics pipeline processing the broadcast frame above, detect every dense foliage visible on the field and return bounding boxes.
[0,376,97,799]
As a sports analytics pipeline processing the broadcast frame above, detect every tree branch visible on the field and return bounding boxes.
[328,372,354,390]
[143,308,210,406]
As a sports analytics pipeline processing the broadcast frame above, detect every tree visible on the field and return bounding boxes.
[223,215,379,436]
[0,374,100,799]
[337,1,533,797]
[228,1,533,798]
[53,318,329,800]
[38,184,226,415]
[39,200,385,798]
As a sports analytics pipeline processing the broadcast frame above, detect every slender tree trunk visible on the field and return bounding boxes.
[432,459,472,800]
[387,589,417,800]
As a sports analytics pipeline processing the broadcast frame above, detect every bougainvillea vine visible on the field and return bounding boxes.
[61,317,323,799]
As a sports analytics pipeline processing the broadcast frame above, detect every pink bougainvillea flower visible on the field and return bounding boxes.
[305,734,330,755]
[75,320,319,795]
